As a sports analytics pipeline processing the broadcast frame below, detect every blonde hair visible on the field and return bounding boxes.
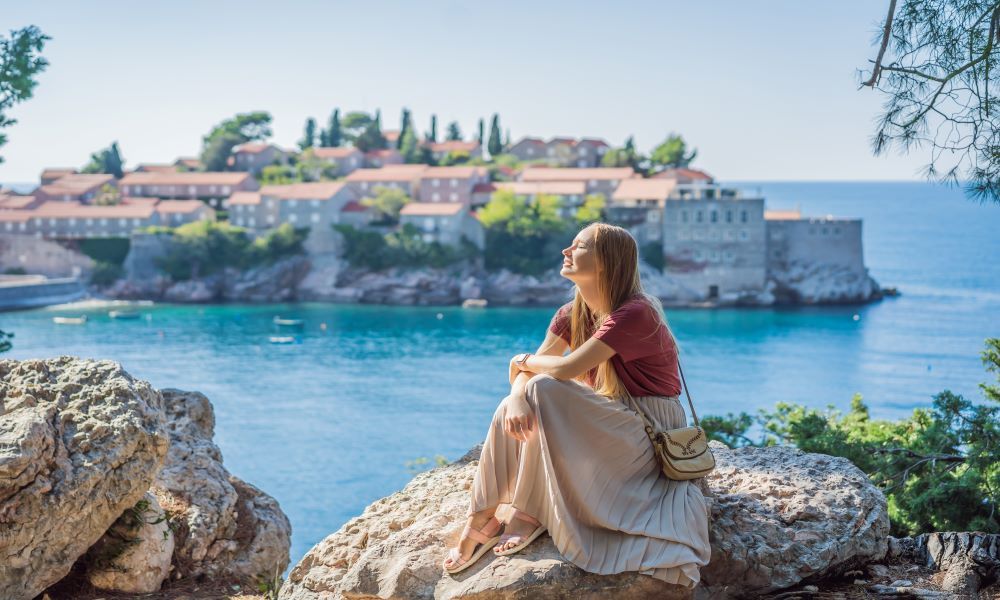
[566,222,677,399]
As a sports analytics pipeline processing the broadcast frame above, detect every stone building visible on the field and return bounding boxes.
[399,202,484,249]
[118,172,259,209]
[312,147,365,176]
[345,165,428,199]
[35,174,117,204]
[519,166,637,197]
[416,166,490,207]
[230,143,290,175]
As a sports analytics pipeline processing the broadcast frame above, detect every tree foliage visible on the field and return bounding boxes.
[199,111,272,171]
[650,133,696,168]
[299,117,316,150]
[861,0,1000,203]
[333,223,475,270]
[323,109,342,147]
[575,193,606,226]
[152,221,306,280]
[477,189,572,275]
[0,25,49,164]
[399,125,421,163]
[360,185,410,223]
[81,142,125,178]
[701,337,1000,535]
[487,113,502,157]
[446,121,462,141]
[427,114,438,143]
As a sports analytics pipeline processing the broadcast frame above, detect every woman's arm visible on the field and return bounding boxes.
[503,330,571,442]
[517,336,616,381]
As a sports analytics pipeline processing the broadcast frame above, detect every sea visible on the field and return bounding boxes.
[0,180,997,567]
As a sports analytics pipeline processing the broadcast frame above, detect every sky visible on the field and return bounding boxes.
[0,1,929,184]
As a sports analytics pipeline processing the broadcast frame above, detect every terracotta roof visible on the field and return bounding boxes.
[611,179,677,201]
[41,168,77,179]
[32,200,156,219]
[548,137,576,145]
[234,143,274,154]
[383,130,400,141]
[400,202,465,216]
[364,149,401,159]
[345,165,428,182]
[0,194,39,210]
[578,138,609,147]
[651,167,714,182]
[135,164,178,173]
[259,182,348,200]
[155,200,208,214]
[119,172,253,186]
[340,200,369,213]
[227,191,261,206]
[425,140,480,153]
[312,147,362,160]
[472,183,497,194]
[0,211,32,222]
[421,166,488,179]
[510,137,545,147]
[174,157,202,168]
[520,167,636,182]
[497,181,586,196]
[764,209,802,221]
[39,174,116,196]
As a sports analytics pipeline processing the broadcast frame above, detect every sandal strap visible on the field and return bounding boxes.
[511,509,541,527]
[463,515,502,545]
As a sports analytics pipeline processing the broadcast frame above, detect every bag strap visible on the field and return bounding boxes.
[622,349,700,429]
[677,355,699,427]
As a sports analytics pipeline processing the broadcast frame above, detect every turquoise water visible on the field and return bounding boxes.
[1,181,998,567]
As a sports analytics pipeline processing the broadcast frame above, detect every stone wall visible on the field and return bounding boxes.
[0,234,93,278]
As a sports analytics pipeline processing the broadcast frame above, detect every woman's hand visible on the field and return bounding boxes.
[503,394,534,442]
[509,354,528,386]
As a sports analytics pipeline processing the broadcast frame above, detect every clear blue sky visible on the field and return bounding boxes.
[1,1,926,183]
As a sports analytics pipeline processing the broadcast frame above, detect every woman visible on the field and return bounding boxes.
[442,222,712,590]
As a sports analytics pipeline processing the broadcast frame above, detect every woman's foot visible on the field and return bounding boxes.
[493,509,546,555]
[442,509,503,573]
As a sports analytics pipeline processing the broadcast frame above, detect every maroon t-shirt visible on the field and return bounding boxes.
[547,297,682,397]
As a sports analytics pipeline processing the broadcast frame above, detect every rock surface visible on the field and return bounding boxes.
[886,531,1000,596]
[85,492,175,593]
[769,260,881,304]
[153,388,292,581]
[0,357,169,600]
[280,440,889,600]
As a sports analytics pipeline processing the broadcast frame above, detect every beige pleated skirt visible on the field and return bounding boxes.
[470,373,712,589]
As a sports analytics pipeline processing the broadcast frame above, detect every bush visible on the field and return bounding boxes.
[90,261,124,286]
[79,238,131,266]
[701,338,1000,536]
[477,189,573,276]
[333,223,474,270]
[641,241,664,272]
[3,267,27,275]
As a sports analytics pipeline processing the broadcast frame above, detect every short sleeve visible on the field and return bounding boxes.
[548,302,572,343]
[592,300,662,362]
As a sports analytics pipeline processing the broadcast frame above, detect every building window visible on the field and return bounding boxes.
[696,211,703,223]
[267,215,275,224]
[739,229,749,241]
[833,227,841,236]
[311,199,320,208]
[4,223,10,231]
[49,218,56,226]
[726,210,732,223]
[741,210,748,223]
[100,218,108,226]
[222,186,230,194]
[710,210,717,223]
[589,179,598,187]
[288,200,297,207]
[433,179,440,187]
[249,218,256,227]
[134,186,142,195]
[449,193,458,201]
[86,218,93,226]
[188,185,196,195]
[432,192,440,201]
[289,214,298,223]
[821,227,829,235]
[694,250,703,260]
[450,178,458,187]
[423,217,435,231]
[681,210,688,223]
[648,210,660,222]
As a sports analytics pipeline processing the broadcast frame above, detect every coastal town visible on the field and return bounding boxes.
[0,120,880,309]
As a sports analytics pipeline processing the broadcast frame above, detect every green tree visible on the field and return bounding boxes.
[200,111,272,171]
[398,108,412,150]
[82,142,125,178]
[259,164,295,185]
[0,26,49,164]
[341,111,372,144]
[296,147,339,182]
[861,1,1000,203]
[325,109,342,147]
[0,329,12,353]
[439,150,472,166]
[427,114,438,143]
[477,189,571,275]
[575,193,605,226]
[399,125,421,163]
[477,118,485,143]
[487,114,502,157]
[446,121,462,141]
[93,183,122,206]
[355,120,387,152]
[650,133,696,169]
[360,185,410,223]
[299,117,316,150]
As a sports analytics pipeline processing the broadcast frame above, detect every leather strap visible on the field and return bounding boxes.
[623,349,699,429]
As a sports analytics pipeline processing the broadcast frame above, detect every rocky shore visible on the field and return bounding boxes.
[101,252,884,307]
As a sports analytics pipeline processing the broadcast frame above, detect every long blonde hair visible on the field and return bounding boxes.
[566,223,677,399]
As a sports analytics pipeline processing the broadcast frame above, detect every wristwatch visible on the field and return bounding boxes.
[515,352,532,366]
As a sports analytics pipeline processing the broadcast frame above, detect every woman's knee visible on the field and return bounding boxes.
[525,373,560,403]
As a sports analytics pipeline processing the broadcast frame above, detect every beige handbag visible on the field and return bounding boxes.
[623,358,715,481]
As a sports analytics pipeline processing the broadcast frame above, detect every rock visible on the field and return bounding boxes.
[0,357,169,600]
[152,389,291,581]
[298,253,349,301]
[886,532,1000,596]
[85,493,175,593]
[280,440,888,600]
[163,276,221,303]
[867,563,891,578]
[223,255,310,302]
[698,441,888,596]
[768,260,881,304]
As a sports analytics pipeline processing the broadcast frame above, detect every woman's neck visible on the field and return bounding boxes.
[577,281,609,314]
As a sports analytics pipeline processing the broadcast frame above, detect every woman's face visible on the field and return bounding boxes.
[560,225,601,283]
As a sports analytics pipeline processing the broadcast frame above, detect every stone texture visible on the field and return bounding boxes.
[222,255,310,302]
[280,440,889,600]
[153,388,291,581]
[85,492,175,593]
[0,357,169,600]
[886,531,1000,596]
[768,260,881,304]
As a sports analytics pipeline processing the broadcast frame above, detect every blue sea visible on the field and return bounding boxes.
[1,181,998,567]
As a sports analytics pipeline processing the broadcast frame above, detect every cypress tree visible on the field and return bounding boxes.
[487,114,502,157]
[477,118,484,143]
[328,109,342,147]
[399,108,412,150]
[446,121,462,141]
[427,115,438,143]
[299,117,316,150]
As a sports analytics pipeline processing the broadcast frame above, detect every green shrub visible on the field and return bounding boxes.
[79,238,131,266]
[701,338,1000,536]
[333,223,474,270]
[641,241,664,272]
[3,267,26,275]
[477,189,573,276]
[90,261,124,286]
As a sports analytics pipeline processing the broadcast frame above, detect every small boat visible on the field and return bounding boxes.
[53,316,88,325]
[109,310,141,320]
[273,316,304,327]
[462,298,488,309]
[269,336,298,344]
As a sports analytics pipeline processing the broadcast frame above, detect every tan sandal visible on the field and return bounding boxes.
[443,515,504,574]
[493,509,546,556]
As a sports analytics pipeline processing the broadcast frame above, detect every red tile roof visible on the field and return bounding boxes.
[227,191,261,206]
[135,164,179,173]
[234,143,273,154]
[174,157,202,169]
[421,166,488,179]
[154,199,208,214]
[120,172,253,186]
[345,165,428,182]
[400,202,465,216]
[39,174,116,196]
[497,181,586,196]
[0,194,39,210]
[520,167,636,182]
[472,183,497,194]
[32,200,157,219]
[578,138,609,147]
[340,200,370,213]
[425,140,480,153]
[364,149,401,159]
[41,168,77,179]
[312,147,363,160]
[548,137,576,146]
[611,179,677,201]
[651,167,714,182]
[259,182,348,200]
[511,137,545,147]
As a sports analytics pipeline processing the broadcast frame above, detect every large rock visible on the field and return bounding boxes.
[0,357,169,600]
[223,255,311,302]
[85,492,175,593]
[887,531,1000,596]
[280,441,888,599]
[768,260,881,304]
[153,388,291,580]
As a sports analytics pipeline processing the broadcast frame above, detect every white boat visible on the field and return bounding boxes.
[273,316,304,327]
[462,298,488,309]
[269,336,298,344]
[53,315,88,325]
[109,310,141,320]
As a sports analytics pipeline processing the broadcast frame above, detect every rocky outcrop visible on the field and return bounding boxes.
[280,440,889,600]
[886,531,1000,596]
[85,492,175,593]
[153,388,291,581]
[768,260,882,304]
[0,357,169,600]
